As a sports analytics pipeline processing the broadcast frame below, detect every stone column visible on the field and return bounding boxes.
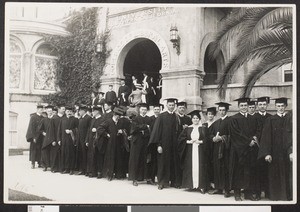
[23,51,32,93]
[160,66,205,111]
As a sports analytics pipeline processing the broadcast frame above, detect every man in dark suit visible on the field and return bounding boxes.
[229,97,258,201]
[254,96,272,199]
[77,105,92,175]
[26,105,44,169]
[105,85,118,106]
[118,80,130,106]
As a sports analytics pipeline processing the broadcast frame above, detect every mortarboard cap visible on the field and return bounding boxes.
[248,99,257,106]
[188,110,202,119]
[273,97,289,105]
[215,102,231,110]
[153,103,164,110]
[257,96,271,104]
[177,101,187,107]
[207,107,217,115]
[165,98,178,104]
[137,103,149,109]
[113,107,124,116]
[98,91,105,95]
[57,103,65,108]
[37,104,44,109]
[119,106,129,115]
[45,105,54,109]
[65,105,73,111]
[93,105,102,111]
[234,97,250,104]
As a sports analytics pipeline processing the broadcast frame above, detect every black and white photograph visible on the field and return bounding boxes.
[3,3,296,204]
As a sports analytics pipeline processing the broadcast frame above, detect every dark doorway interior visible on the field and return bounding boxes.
[123,39,162,105]
[203,43,218,85]
[123,39,162,86]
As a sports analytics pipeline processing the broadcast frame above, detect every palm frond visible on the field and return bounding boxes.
[239,7,292,50]
[208,7,249,59]
[241,56,292,97]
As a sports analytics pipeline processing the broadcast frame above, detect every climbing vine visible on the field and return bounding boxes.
[42,7,110,106]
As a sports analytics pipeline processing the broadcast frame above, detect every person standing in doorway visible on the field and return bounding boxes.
[105,85,118,106]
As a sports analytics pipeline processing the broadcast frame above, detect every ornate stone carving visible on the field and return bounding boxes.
[9,55,21,89]
[34,56,57,91]
[105,29,170,78]
[107,7,176,29]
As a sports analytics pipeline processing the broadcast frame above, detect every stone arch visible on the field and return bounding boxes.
[10,34,25,52]
[103,29,170,79]
[199,32,216,73]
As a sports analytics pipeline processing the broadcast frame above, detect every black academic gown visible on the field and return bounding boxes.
[178,125,209,189]
[39,116,55,168]
[246,113,260,195]
[148,111,181,187]
[177,114,192,186]
[103,110,113,121]
[97,117,129,179]
[209,116,231,190]
[114,117,131,179]
[228,113,253,190]
[57,116,78,171]
[77,114,92,173]
[255,112,272,196]
[105,91,118,105]
[145,115,158,181]
[128,115,151,181]
[118,85,130,106]
[258,113,293,200]
[85,116,105,176]
[50,114,63,171]
[26,113,44,164]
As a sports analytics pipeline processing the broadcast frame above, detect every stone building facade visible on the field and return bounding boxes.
[7,5,293,150]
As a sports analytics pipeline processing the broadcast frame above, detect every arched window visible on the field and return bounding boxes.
[203,43,218,85]
[9,40,23,89]
[34,43,58,91]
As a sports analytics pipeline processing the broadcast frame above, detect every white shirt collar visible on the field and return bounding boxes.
[167,110,174,114]
[112,116,118,124]
[221,115,228,120]
[240,112,248,117]
[95,115,101,119]
[277,112,286,117]
[82,113,86,118]
[140,114,147,118]
[177,113,184,117]
[106,109,112,113]
[249,112,255,116]
[259,111,266,116]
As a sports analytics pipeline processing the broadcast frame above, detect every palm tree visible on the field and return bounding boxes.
[209,7,293,99]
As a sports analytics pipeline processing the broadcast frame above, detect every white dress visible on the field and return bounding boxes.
[190,124,200,188]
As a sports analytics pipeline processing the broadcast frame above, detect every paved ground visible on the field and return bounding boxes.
[5,152,271,204]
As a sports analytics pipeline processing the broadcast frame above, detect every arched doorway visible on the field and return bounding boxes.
[203,43,225,86]
[123,39,162,104]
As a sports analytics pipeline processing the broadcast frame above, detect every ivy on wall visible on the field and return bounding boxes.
[42,7,110,106]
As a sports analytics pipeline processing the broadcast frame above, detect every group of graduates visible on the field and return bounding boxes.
[26,95,293,202]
